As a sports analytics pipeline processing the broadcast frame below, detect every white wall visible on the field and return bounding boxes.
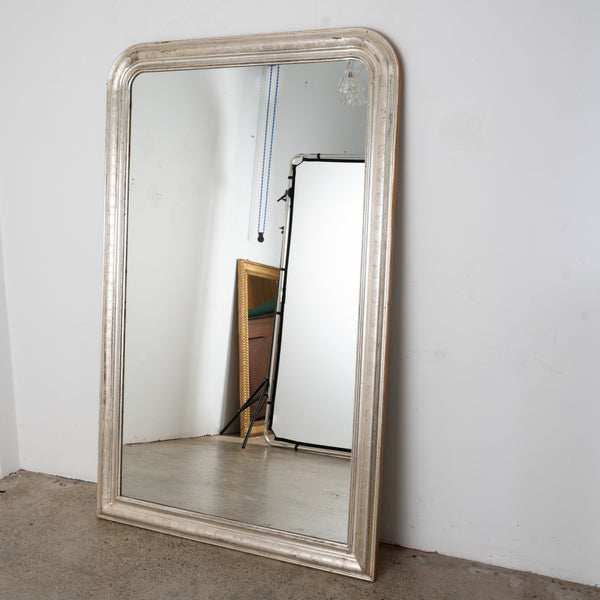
[0,233,19,477]
[0,0,598,587]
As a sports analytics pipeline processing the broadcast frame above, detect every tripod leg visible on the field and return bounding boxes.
[242,379,269,449]
[219,379,267,435]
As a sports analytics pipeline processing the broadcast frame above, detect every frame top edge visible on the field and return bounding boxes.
[108,28,398,86]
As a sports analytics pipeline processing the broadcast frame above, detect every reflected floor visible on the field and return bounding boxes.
[121,435,350,542]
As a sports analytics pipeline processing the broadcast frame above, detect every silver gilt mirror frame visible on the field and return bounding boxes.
[98,27,400,581]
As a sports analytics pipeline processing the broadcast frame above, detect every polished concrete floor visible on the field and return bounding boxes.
[1,471,599,600]
[121,434,350,541]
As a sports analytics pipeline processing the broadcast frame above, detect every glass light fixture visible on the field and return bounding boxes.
[337,60,367,106]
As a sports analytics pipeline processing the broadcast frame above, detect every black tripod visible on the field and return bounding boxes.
[220,377,270,449]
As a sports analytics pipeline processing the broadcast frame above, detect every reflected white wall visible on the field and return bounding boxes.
[124,68,264,442]
[249,62,368,250]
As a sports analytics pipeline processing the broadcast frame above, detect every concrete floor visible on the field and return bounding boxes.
[122,435,350,541]
[1,471,598,600]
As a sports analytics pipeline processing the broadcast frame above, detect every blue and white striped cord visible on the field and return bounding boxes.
[257,65,280,242]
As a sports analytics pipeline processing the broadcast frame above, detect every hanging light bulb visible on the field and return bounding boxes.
[338,60,367,107]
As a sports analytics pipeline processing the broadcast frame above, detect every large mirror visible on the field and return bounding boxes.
[98,28,400,580]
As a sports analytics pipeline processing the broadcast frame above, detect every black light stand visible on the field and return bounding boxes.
[220,377,270,449]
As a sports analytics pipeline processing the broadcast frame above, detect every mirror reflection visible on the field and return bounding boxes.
[120,61,368,542]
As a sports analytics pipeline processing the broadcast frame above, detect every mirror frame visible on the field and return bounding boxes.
[98,27,400,581]
[237,259,280,438]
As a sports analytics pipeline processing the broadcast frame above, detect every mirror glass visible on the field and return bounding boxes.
[120,61,369,542]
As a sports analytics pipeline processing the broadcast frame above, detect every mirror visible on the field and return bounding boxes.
[99,28,400,580]
[236,260,279,439]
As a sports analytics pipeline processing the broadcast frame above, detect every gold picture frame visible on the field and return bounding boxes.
[237,259,280,437]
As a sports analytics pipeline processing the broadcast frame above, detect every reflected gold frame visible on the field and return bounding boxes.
[98,28,400,581]
[237,259,280,437]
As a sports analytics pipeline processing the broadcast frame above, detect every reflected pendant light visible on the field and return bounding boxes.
[338,60,367,107]
[257,65,280,242]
